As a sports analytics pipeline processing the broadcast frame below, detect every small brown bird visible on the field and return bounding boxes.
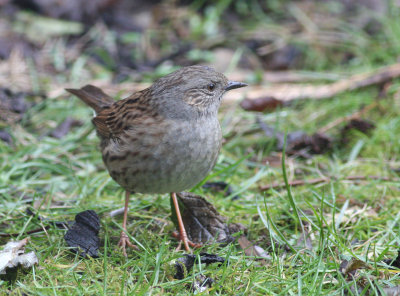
[66,65,247,256]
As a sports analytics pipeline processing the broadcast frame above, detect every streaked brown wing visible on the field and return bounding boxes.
[92,90,152,138]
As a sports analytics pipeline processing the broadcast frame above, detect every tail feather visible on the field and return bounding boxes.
[66,85,114,113]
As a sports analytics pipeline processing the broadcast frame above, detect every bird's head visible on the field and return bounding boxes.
[150,65,247,119]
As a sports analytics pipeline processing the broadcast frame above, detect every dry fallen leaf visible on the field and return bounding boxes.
[237,236,269,258]
[240,96,284,112]
[50,117,83,139]
[257,116,332,157]
[296,222,313,251]
[340,118,376,144]
[175,192,243,245]
[0,238,38,281]
[0,130,12,145]
[337,257,377,294]
[202,181,240,200]
[10,0,115,23]
[0,50,32,93]
[340,258,373,278]
[0,87,30,124]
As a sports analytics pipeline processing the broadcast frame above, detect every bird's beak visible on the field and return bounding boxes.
[225,81,248,91]
[225,81,247,91]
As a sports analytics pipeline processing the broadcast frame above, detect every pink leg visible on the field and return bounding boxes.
[171,192,191,252]
[117,191,138,256]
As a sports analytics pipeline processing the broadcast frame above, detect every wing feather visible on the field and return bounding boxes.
[92,90,150,138]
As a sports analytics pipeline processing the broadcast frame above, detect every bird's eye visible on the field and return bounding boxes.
[207,83,216,91]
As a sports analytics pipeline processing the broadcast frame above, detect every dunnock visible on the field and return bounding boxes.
[66,65,247,256]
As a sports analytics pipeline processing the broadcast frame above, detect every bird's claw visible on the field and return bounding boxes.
[172,231,202,251]
[118,231,138,257]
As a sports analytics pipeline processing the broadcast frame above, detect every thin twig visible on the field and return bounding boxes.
[0,226,50,238]
[260,175,398,191]
[227,62,400,105]
[318,101,378,134]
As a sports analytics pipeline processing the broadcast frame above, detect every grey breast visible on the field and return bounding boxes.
[104,116,222,194]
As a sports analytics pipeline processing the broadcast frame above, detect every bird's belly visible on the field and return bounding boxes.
[103,118,221,194]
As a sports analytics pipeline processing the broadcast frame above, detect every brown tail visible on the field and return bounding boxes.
[66,85,115,113]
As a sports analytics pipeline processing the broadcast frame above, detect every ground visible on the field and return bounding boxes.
[1,0,400,295]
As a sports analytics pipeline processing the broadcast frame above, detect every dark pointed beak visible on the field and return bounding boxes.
[225,81,248,91]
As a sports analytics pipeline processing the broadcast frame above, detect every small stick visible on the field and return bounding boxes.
[260,175,398,191]
[318,101,378,134]
[0,226,51,237]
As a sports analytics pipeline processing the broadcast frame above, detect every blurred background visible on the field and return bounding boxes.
[1,0,398,91]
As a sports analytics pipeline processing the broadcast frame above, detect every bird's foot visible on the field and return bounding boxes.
[118,231,138,257]
[172,231,202,251]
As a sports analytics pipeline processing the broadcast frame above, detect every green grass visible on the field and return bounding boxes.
[2,1,400,295]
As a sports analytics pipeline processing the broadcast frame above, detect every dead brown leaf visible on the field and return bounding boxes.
[175,192,244,245]
[338,257,376,294]
[237,236,270,261]
[257,117,332,157]
[240,96,285,112]
[340,258,372,278]
[11,0,117,24]
[296,222,313,251]
[318,101,378,134]
[50,117,83,139]
[0,130,12,144]
[0,50,32,93]
[340,118,376,144]
[0,87,30,124]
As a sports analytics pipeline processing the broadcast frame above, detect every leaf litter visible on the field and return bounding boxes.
[336,249,400,295]
[202,181,239,200]
[49,117,83,139]
[0,87,30,124]
[172,192,272,287]
[0,130,12,144]
[256,116,332,158]
[174,252,225,293]
[237,236,270,263]
[174,253,225,280]
[174,192,245,245]
[0,238,38,282]
[340,118,376,145]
